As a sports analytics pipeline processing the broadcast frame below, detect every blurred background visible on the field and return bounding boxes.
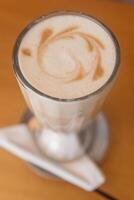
[0,1,134,200]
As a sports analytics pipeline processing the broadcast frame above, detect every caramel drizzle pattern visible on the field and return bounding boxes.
[22,48,31,56]
[22,26,105,82]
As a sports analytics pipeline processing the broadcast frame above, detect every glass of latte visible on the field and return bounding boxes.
[13,12,120,161]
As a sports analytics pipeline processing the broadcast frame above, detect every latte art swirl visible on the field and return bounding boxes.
[22,26,105,83]
[19,14,116,99]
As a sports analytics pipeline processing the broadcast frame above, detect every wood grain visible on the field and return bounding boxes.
[0,0,134,199]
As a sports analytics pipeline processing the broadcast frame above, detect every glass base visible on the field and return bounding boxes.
[21,110,109,178]
[33,125,93,162]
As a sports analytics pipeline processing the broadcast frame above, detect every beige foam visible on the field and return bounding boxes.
[18,14,116,99]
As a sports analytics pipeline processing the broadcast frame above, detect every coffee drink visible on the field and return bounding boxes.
[18,14,116,99]
[13,12,119,160]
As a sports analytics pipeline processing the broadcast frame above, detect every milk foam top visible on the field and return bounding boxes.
[18,13,117,99]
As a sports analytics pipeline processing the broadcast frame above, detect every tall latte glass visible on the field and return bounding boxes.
[13,12,120,161]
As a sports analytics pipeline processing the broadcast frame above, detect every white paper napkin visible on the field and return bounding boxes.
[0,124,105,191]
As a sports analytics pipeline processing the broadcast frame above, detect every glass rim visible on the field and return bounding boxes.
[12,11,120,102]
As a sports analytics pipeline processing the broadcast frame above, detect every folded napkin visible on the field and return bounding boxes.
[0,124,105,191]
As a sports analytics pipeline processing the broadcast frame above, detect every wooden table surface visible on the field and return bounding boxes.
[0,0,134,199]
